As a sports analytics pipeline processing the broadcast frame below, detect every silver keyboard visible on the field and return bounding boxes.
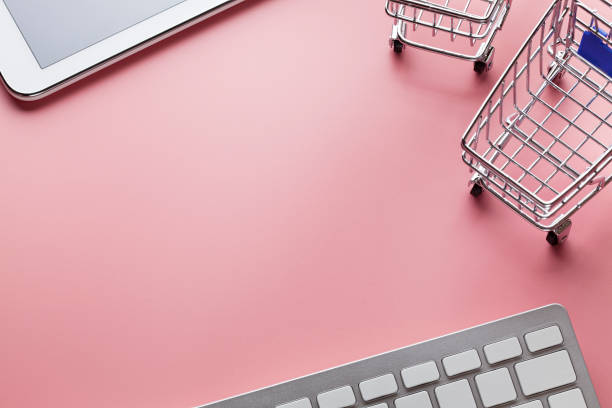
[198,305,600,408]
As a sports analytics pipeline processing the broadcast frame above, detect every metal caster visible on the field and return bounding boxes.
[546,219,572,246]
[474,47,495,74]
[389,22,404,54]
[470,183,484,197]
[469,174,484,197]
[547,50,567,84]
[474,61,487,74]
[468,174,484,197]
[392,39,404,54]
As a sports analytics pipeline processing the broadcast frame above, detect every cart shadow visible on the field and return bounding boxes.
[461,190,503,234]
[387,44,500,97]
[2,0,270,111]
[466,190,495,213]
[547,241,572,260]
[389,49,414,70]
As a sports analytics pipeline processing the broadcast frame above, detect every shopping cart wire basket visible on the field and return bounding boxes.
[461,0,612,245]
[385,0,512,73]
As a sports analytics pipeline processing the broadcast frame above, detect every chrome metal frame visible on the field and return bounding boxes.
[461,0,612,243]
[386,0,512,68]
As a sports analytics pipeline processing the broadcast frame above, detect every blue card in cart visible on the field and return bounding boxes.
[578,28,612,76]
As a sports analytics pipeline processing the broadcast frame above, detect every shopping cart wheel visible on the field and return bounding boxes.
[545,219,572,246]
[392,40,404,54]
[470,183,484,197]
[474,61,487,74]
[546,231,560,246]
[474,47,495,74]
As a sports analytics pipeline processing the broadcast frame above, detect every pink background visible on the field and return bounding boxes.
[0,1,610,407]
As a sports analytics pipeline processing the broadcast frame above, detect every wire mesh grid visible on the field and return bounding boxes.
[386,0,511,62]
[461,0,611,234]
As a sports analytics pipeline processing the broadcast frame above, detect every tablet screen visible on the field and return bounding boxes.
[3,0,186,68]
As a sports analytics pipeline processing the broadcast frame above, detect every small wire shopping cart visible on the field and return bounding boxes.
[385,0,512,73]
[461,0,612,245]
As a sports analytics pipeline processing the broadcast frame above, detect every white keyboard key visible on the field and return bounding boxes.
[515,350,576,396]
[395,391,433,408]
[435,379,477,408]
[317,386,356,408]
[401,361,440,389]
[484,337,522,364]
[548,388,587,408]
[511,402,543,408]
[277,398,312,408]
[359,373,398,402]
[367,404,388,408]
[525,326,563,352]
[442,349,481,377]
[475,368,517,407]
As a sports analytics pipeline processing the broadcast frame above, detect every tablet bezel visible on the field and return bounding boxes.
[0,0,243,100]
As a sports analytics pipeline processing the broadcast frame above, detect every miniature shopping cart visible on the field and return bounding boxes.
[385,0,512,73]
[461,0,612,245]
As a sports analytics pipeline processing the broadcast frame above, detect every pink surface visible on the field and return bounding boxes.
[0,1,610,407]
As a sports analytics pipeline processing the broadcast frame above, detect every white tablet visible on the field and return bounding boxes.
[0,0,244,100]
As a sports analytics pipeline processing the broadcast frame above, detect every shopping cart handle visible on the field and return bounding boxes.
[577,28,612,77]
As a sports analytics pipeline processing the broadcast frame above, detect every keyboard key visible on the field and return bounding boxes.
[395,391,433,408]
[525,326,563,352]
[475,368,517,407]
[511,402,543,408]
[317,386,356,408]
[359,373,398,402]
[515,350,576,396]
[367,404,388,408]
[548,388,587,408]
[484,337,522,364]
[435,379,477,408]
[276,398,312,408]
[442,349,481,377]
[401,361,440,389]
